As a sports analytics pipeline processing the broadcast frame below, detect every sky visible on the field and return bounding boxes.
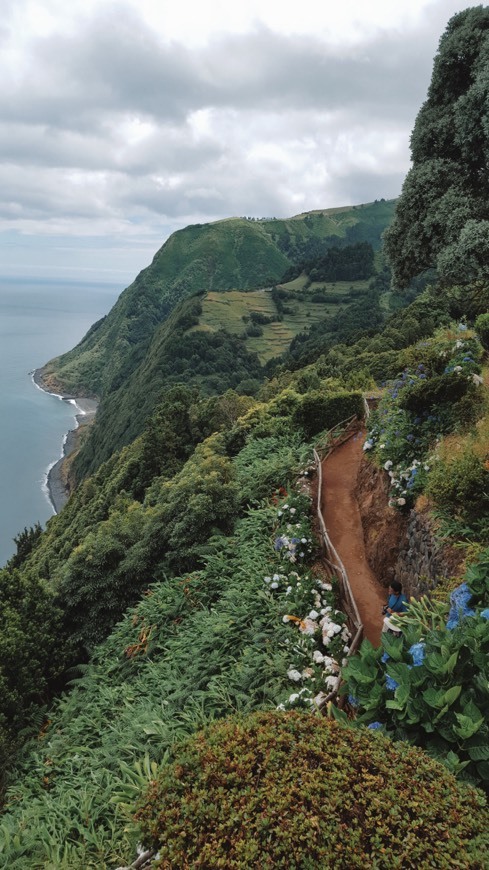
[0,0,470,284]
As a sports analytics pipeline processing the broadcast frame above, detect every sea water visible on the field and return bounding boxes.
[0,277,122,567]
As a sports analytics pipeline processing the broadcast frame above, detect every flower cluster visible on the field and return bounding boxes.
[363,328,483,511]
[386,458,429,508]
[446,583,475,630]
[267,494,351,711]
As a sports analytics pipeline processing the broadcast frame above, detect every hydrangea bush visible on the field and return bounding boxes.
[342,548,489,790]
[264,492,351,711]
[363,326,484,510]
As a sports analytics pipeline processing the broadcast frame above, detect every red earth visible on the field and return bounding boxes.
[321,431,386,646]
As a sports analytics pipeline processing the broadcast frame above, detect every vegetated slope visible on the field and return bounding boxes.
[4,10,489,866]
[71,296,264,477]
[42,204,394,398]
[2,284,489,864]
[39,202,395,480]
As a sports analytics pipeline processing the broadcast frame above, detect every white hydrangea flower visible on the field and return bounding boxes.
[287,668,302,682]
[288,693,299,703]
[308,609,319,621]
[300,619,317,636]
[312,650,324,664]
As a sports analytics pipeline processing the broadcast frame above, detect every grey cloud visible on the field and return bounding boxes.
[0,0,466,244]
[0,6,441,134]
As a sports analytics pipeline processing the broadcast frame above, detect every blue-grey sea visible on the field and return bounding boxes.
[0,277,122,567]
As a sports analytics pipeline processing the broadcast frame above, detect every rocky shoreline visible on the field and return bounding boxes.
[33,368,98,513]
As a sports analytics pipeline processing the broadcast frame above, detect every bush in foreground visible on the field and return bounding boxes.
[137,711,489,869]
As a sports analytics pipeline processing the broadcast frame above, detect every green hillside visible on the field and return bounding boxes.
[3,10,489,864]
[43,201,395,396]
[38,201,395,479]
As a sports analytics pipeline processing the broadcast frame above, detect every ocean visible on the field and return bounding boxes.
[0,277,122,567]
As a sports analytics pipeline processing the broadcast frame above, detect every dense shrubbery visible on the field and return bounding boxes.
[0,462,331,864]
[343,549,489,791]
[137,711,489,869]
[282,241,375,284]
[363,326,485,510]
[292,390,364,440]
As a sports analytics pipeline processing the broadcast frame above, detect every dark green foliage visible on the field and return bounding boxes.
[292,390,364,440]
[399,372,473,416]
[137,711,489,869]
[385,7,489,287]
[0,568,67,789]
[6,523,42,570]
[428,450,489,524]
[475,312,489,350]
[72,299,263,480]
[281,241,375,284]
[343,549,489,791]
[58,436,239,650]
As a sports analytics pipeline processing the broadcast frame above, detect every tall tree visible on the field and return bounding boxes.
[384,6,489,288]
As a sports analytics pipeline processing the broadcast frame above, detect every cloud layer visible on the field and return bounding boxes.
[0,0,466,279]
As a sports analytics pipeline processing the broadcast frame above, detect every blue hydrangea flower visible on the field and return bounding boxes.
[385,675,399,692]
[348,694,359,708]
[368,722,383,730]
[481,609,489,620]
[408,642,426,667]
[446,583,476,629]
[381,652,390,663]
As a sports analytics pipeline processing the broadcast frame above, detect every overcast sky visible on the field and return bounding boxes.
[0,0,469,284]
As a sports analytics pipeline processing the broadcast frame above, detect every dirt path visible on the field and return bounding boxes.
[321,431,386,646]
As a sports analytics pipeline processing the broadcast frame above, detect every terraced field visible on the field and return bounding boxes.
[191,287,353,363]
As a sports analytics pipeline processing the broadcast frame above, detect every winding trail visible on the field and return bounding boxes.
[321,430,385,646]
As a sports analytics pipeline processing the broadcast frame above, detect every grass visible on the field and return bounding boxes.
[191,289,351,362]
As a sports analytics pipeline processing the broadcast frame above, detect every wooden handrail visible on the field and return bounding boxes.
[312,418,364,706]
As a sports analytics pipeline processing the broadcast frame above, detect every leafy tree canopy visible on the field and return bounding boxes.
[385,6,489,288]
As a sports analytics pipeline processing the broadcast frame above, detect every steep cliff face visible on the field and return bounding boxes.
[355,456,465,597]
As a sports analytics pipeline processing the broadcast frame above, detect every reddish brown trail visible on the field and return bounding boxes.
[321,431,385,646]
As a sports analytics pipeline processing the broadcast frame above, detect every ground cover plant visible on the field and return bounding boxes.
[136,710,489,869]
[0,405,349,866]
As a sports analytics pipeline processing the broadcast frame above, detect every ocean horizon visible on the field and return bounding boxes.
[0,276,122,567]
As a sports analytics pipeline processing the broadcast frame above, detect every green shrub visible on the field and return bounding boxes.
[292,390,363,440]
[475,312,489,350]
[427,449,489,523]
[343,551,489,791]
[137,711,489,869]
